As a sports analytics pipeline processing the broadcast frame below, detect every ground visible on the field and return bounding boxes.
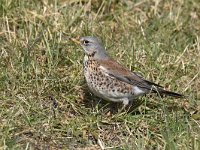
[0,0,200,149]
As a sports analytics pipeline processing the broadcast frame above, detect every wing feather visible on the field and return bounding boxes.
[98,59,162,90]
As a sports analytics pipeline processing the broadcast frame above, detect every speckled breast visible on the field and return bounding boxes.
[83,56,135,102]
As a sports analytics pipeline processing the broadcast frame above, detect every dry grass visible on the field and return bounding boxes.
[0,0,200,149]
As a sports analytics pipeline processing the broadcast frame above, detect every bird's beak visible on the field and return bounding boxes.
[70,37,81,45]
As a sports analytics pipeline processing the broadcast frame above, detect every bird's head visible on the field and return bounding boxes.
[71,36,108,59]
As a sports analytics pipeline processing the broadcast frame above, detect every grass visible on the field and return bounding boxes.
[0,0,200,149]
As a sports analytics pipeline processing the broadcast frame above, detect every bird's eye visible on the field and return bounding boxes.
[83,40,90,45]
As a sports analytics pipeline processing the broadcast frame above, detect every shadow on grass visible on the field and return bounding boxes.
[80,85,188,116]
[79,85,147,115]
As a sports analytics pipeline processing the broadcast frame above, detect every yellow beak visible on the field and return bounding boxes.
[70,37,81,45]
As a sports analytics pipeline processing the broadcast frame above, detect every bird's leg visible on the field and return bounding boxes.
[122,98,129,107]
[117,98,130,113]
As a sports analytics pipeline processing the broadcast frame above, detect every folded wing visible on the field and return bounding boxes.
[98,58,162,91]
[98,58,184,98]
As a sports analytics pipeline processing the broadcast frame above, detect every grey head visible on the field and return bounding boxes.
[79,36,108,60]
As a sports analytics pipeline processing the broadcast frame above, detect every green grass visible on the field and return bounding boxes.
[0,0,200,149]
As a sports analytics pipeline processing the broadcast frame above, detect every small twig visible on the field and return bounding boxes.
[175,44,189,63]
[138,19,147,40]
[183,71,200,92]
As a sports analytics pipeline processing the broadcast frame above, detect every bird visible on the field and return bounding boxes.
[70,36,184,106]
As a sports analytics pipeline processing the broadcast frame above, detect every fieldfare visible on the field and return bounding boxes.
[71,36,184,106]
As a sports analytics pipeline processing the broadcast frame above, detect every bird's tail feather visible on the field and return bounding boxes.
[154,88,184,98]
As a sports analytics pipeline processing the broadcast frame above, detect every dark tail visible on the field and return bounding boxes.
[154,88,184,98]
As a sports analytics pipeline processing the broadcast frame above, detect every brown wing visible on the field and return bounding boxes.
[98,58,162,91]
